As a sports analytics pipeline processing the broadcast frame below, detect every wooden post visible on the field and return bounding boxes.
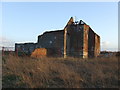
[16,48,18,56]
[2,47,4,56]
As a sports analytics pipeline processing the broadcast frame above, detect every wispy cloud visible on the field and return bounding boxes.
[101,41,110,47]
[101,41,118,51]
[101,41,110,51]
[0,36,15,47]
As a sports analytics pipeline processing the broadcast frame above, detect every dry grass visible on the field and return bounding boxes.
[2,54,119,88]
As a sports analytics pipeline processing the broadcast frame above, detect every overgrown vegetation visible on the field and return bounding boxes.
[2,53,119,88]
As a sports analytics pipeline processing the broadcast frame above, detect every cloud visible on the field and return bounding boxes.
[101,41,110,50]
[101,41,118,51]
[101,41,110,47]
[0,36,15,47]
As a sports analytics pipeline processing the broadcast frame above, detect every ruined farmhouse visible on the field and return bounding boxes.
[15,17,100,58]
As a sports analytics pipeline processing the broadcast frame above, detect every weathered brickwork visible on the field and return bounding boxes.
[37,30,64,57]
[15,17,100,58]
[15,43,36,55]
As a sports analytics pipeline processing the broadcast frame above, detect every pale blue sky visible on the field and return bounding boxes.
[1,2,118,51]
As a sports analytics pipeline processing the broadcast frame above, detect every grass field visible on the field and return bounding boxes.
[2,53,119,88]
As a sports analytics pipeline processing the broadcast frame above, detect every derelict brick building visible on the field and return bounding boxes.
[15,17,100,58]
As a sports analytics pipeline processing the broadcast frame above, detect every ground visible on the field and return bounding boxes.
[2,52,119,88]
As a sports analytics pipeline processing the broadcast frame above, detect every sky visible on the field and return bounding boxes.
[1,2,118,51]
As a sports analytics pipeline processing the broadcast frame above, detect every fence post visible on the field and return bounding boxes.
[16,48,18,56]
[2,47,4,56]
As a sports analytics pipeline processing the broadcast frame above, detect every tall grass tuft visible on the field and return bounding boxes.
[2,54,119,88]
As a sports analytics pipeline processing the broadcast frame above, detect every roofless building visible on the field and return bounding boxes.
[15,17,100,58]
